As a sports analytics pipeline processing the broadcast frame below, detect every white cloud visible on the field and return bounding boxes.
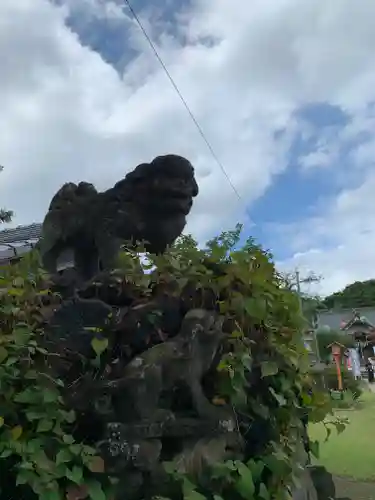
[278,168,375,297]
[63,0,126,21]
[299,147,337,171]
[1,0,375,293]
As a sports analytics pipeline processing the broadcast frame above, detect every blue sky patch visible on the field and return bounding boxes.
[54,0,192,71]
[296,102,349,128]
[247,102,356,259]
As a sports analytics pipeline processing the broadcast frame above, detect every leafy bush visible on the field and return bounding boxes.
[0,224,333,500]
[0,252,111,500]
[322,279,375,309]
[322,366,363,399]
[330,389,358,409]
[146,226,333,499]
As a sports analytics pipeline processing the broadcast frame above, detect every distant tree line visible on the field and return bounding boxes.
[322,279,375,310]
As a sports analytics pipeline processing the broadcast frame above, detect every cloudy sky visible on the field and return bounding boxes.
[1,0,375,296]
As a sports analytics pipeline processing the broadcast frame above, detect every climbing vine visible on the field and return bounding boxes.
[0,224,333,500]
[149,225,333,500]
[0,252,111,500]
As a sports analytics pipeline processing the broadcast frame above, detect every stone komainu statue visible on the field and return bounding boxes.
[34,154,245,500]
[39,154,199,280]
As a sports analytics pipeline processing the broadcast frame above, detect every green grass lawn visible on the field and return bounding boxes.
[309,389,375,480]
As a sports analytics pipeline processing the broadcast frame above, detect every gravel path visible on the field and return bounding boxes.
[334,475,375,500]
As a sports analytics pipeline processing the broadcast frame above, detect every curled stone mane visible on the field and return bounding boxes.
[112,155,198,214]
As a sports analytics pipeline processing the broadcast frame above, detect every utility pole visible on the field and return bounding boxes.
[294,269,321,364]
[295,269,301,295]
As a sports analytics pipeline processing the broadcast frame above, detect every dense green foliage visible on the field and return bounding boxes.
[0,252,112,500]
[0,224,334,500]
[316,366,363,399]
[152,227,334,499]
[322,279,375,309]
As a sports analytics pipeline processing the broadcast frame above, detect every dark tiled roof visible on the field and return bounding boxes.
[0,244,35,262]
[0,223,42,244]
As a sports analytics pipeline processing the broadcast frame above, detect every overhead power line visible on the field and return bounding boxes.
[123,0,243,202]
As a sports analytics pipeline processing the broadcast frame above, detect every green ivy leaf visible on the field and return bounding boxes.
[16,470,33,485]
[240,353,252,371]
[37,419,54,433]
[66,465,84,484]
[258,483,270,500]
[324,426,332,443]
[269,387,287,406]
[334,421,346,435]
[55,449,72,465]
[10,425,23,440]
[246,297,267,320]
[261,361,278,378]
[309,440,320,459]
[24,369,39,380]
[211,461,235,479]
[7,287,24,296]
[0,449,12,458]
[87,480,106,500]
[91,337,109,357]
[184,491,206,500]
[5,356,17,366]
[0,346,9,364]
[14,388,35,404]
[246,459,264,481]
[0,304,20,315]
[60,410,76,423]
[53,422,64,437]
[43,389,59,403]
[234,462,255,499]
[40,488,62,500]
[26,411,45,421]
[62,434,75,445]
[263,454,288,477]
[69,444,82,455]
